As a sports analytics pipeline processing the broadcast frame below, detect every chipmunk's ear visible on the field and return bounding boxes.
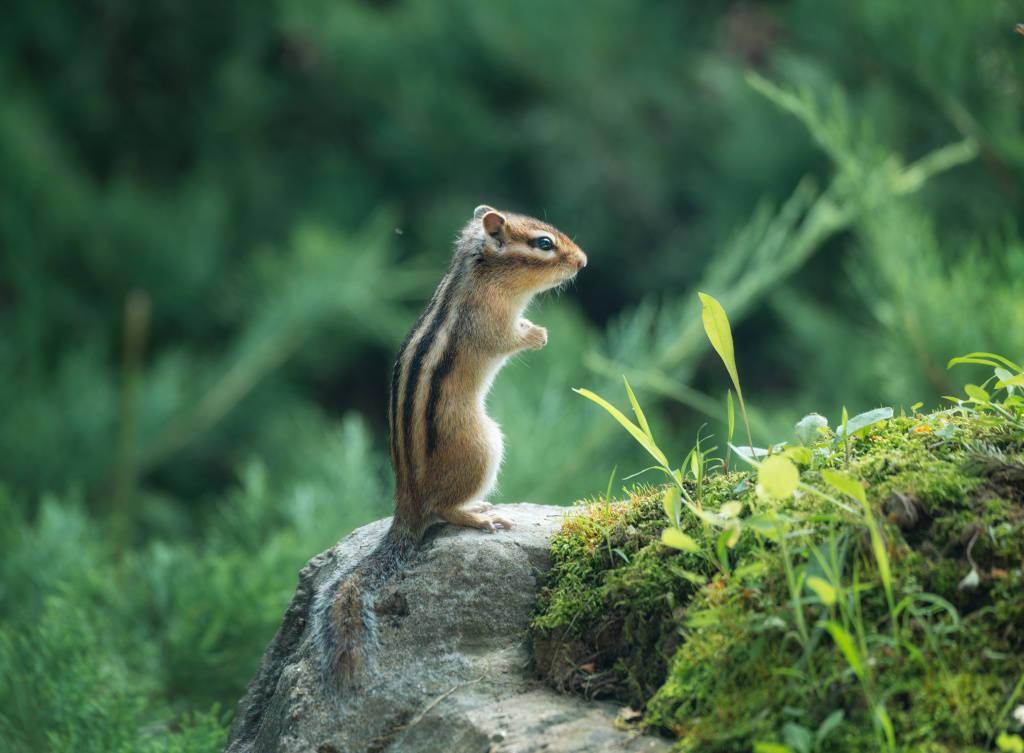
[480,209,507,240]
[473,204,496,219]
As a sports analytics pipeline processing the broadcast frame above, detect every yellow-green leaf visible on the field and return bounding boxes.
[806,575,837,606]
[822,621,865,681]
[996,372,1024,390]
[782,446,813,466]
[699,292,742,402]
[947,352,1023,372]
[757,456,799,499]
[964,384,990,403]
[753,743,792,753]
[821,469,866,506]
[725,522,741,548]
[661,527,699,552]
[873,704,895,752]
[996,733,1024,753]
[719,501,742,519]
[726,389,736,441]
[623,376,652,439]
[574,388,670,468]
[662,486,680,526]
[823,469,895,609]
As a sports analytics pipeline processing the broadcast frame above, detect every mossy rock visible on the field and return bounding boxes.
[532,411,1024,752]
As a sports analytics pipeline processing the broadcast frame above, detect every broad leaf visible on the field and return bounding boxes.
[662,486,681,527]
[835,407,893,438]
[794,412,828,445]
[821,469,866,505]
[698,292,740,398]
[964,384,990,403]
[753,743,793,753]
[783,723,813,753]
[698,292,750,444]
[806,575,837,606]
[815,710,845,745]
[661,527,699,552]
[734,445,769,460]
[782,446,813,465]
[744,513,789,540]
[996,371,1024,390]
[757,456,799,499]
[719,501,742,519]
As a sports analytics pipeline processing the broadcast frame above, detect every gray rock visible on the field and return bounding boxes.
[226,503,670,753]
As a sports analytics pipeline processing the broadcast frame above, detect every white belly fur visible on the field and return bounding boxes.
[474,355,507,501]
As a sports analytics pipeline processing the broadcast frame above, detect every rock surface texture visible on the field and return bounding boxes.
[226,503,669,753]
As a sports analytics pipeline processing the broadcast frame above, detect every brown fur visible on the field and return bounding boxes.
[321,206,586,687]
[389,205,586,534]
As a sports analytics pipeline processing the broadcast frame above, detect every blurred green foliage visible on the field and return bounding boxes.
[0,1,1022,749]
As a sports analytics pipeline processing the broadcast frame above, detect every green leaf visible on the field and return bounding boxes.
[873,703,896,752]
[735,560,768,580]
[699,292,751,446]
[757,456,799,499]
[662,486,680,527]
[948,352,1023,373]
[783,723,813,753]
[806,575,837,606]
[823,469,894,608]
[604,465,617,503]
[996,372,1024,390]
[782,446,813,465]
[662,527,699,552]
[964,384,990,403]
[996,733,1024,753]
[719,501,742,519]
[698,293,740,397]
[734,445,770,460]
[623,376,652,439]
[815,710,845,745]
[794,413,828,445]
[835,407,893,438]
[821,469,867,505]
[726,389,736,441]
[822,621,865,681]
[745,513,788,540]
[574,388,670,468]
[753,743,793,753]
[716,528,732,571]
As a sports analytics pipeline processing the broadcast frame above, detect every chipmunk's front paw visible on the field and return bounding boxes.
[519,319,548,350]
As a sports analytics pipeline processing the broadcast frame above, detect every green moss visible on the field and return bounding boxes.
[532,408,1024,751]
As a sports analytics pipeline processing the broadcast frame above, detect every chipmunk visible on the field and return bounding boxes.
[314,205,587,688]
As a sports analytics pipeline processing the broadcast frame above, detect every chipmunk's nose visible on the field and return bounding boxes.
[574,252,588,270]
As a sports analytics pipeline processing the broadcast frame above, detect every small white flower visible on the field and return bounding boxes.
[1013,704,1024,726]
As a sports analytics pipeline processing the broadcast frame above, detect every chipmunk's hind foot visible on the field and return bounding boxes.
[440,507,513,533]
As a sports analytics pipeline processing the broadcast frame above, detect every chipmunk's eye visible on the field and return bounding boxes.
[530,236,555,252]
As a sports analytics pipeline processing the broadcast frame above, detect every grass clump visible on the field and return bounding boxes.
[537,303,1024,751]
[533,410,1024,751]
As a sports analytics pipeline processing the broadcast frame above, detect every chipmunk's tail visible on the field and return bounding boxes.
[314,521,420,689]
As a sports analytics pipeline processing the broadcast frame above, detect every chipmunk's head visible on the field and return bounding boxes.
[461,205,587,295]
